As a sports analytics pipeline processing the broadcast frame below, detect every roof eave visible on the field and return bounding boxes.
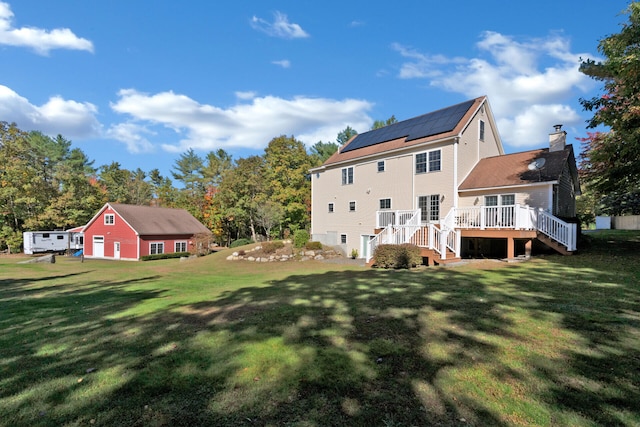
[458,181,557,193]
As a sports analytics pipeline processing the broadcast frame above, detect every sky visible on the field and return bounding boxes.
[0,1,633,180]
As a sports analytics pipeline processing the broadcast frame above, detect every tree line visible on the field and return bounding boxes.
[0,121,362,252]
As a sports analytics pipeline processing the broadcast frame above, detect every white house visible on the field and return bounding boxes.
[310,96,580,264]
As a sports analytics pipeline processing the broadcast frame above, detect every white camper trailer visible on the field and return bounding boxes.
[23,231,70,255]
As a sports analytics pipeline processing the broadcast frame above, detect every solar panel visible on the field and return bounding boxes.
[341,99,475,153]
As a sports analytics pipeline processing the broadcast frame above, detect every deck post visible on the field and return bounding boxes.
[525,239,532,257]
[507,237,515,259]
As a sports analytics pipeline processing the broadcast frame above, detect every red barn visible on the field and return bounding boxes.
[82,203,211,260]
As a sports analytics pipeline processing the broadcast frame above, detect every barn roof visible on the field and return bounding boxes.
[103,203,211,235]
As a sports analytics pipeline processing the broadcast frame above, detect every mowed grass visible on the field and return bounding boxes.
[1,231,639,427]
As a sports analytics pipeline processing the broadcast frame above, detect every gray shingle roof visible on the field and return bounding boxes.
[109,203,211,235]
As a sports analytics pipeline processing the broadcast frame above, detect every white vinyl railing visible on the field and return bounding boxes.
[367,210,421,262]
[367,209,460,263]
[537,210,577,251]
[450,204,536,230]
[376,210,421,228]
[367,205,575,263]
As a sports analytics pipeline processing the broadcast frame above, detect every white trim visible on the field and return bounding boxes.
[319,135,456,169]
[453,138,459,208]
[458,181,557,193]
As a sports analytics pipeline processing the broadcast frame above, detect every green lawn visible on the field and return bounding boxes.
[1,231,639,426]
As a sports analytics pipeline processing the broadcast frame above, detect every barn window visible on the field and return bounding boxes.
[150,242,164,255]
[104,214,115,225]
[175,242,187,252]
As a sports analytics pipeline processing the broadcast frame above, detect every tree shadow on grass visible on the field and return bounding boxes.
[2,235,639,426]
[493,235,640,425]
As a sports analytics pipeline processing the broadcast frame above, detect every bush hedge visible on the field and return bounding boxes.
[304,241,323,250]
[373,244,422,269]
[141,252,191,261]
[230,238,254,248]
[293,230,310,248]
[261,240,285,254]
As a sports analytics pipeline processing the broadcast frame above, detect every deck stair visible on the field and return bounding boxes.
[536,232,574,256]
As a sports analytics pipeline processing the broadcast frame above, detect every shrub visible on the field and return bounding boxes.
[293,230,310,248]
[304,241,323,250]
[262,240,285,254]
[373,244,422,269]
[141,252,191,261]
[230,238,253,248]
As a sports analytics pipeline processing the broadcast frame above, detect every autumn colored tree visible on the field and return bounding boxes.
[214,155,266,243]
[263,135,314,234]
[579,2,640,214]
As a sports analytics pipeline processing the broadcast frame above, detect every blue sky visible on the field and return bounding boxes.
[0,1,632,179]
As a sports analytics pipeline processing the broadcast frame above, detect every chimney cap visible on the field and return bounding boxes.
[553,124,563,132]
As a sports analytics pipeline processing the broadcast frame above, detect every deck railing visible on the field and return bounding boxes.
[367,210,421,262]
[537,210,577,251]
[376,210,421,228]
[367,205,575,263]
[450,204,536,230]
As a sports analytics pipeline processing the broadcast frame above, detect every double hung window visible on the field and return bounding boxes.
[416,149,441,174]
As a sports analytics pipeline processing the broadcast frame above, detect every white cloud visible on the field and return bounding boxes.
[0,84,101,138]
[235,91,257,100]
[250,11,309,39]
[0,2,93,55]
[106,123,155,153]
[393,32,597,148]
[272,59,291,68]
[110,89,373,153]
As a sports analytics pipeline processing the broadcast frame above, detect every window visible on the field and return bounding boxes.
[377,160,385,172]
[418,195,440,222]
[42,233,50,238]
[341,167,354,185]
[349,201,356,212]
[340,234,347,244]
[328,202,334,213]
[479,119,485,141]
[57,235,64,240]
[416,149,441,174]
[175,242,187,252]
[428,150,441,172]
[485,195,498,206]
[484,194,514,206]
[379,198,391,209]
[501,194,515,205]
[104,214,115,225]
[150,242,164,255]
[416,153,427,174]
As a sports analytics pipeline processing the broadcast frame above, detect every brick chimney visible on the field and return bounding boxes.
[549,124,566,152]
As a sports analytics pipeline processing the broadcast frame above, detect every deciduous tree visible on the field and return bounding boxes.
[579,3,640,214]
